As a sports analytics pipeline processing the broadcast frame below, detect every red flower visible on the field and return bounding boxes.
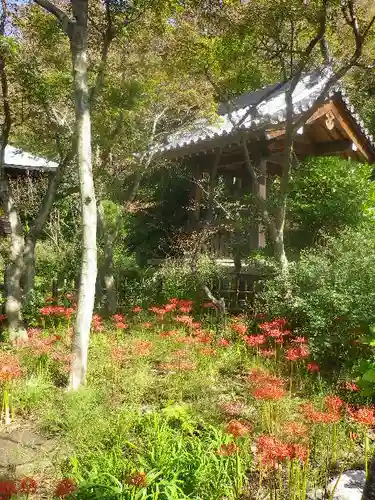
[307,362,320,373]
[127,471,147,488]
[218,338,231,347]
[256,435,307,469]
[225,420,252,438]
[159,329,178,338]
[325,395,344,414]
[113,314,124,322]
[285,345,310,361]
[248,369,284,388]
[142,322,153,328]
[116,321,128,329]
[291,336,307,344]
[216,442,239,456]
[19,477,37,494]
[342,380,360,392]
[282,421,308,439]
[175,315,193,326]
[132,306,142,313]
[164,303,176,312]
[232,323,248,336]
[259,349,275,358]
[348,406,375,426]
[149,306,166,317]
[244,334,266,347]
[259,318,290,339]
[252,385,286,401]
[133,340,153,357]
[0,353,22,382]
[0,314,6,322]
[0,480,17,498]
[54,478,77,498]
[301,403,340,424]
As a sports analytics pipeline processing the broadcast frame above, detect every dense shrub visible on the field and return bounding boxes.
[258,225,375,371]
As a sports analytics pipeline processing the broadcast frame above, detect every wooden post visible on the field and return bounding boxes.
[189,164,202,229]
[257,158,267,248]
[206,151,221,224]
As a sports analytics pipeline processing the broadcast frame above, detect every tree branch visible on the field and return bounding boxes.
[33,0,73,35]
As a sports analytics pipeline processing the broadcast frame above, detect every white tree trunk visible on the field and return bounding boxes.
[97,203,117,315]
[22,236,36,302]
[69,0,97,390]
[1,180,27,340]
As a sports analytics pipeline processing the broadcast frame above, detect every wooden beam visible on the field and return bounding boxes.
[330,102,369,160]
[305,102,333,124]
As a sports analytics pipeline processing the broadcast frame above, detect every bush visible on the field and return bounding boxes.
[258,225,375,371]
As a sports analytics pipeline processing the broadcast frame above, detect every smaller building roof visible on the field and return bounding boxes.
[5,145,58,171]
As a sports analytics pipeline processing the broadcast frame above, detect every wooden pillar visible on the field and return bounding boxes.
[206,151,221,224]
[188,164,202,229]
[257,158,267,248]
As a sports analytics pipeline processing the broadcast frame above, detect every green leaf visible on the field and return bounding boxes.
[362,368,375,382]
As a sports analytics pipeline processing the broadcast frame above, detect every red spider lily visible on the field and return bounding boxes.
[252,385,286,401]
[342,380,360,392]
[142,322,153,328]
[116,321,128,330]
[133,340,153,357]
[149,306,166,317]
[259,349,275,358]
[132,306,142,313]
[177,336,198,345]
[196,333,213,344]
[191,322,201,330]
[111,346,127,364]
[216,442,239,456]
[291,336,307,344]
[225,420,252,438]
[175,315,193,326]
[19,477,37,494]
[244,334,266,347]
[159,330,178,338]
[0,480,17,498]
[218,338,231,347]
[307,362,320,373]
[301,403,341,424]
[92,314,104,332]
[168,298,179,305]
[113,314,124,322]
[0,353,22,382]
[348,406,375,426]
[232,322,248,336]
[54,478,77,497]
[325,395,344,414]
[164,303,177,312]
[220,401,245,417]
[0,314,6,322]
[199,347,217,356]
[248,368,284,389]
[27,327,43,337]
[178,299,193,313]
[127,471,147,488]
[282,421,308,439]
[285,345,310,361]
[259,318,290,338]
[256,435,307,469]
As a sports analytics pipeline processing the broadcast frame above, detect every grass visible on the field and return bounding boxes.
[0,300,373,499]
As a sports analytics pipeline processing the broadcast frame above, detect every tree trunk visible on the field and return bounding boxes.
[97,204,117,316]
[69,0,97,390]
[22,164,66,303]
[2,181,27,340]
[274,230,288,273]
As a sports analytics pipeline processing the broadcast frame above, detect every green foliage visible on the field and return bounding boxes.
[258,225,375,370]
[285,157,375,251]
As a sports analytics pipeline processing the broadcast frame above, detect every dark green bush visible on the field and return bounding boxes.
[258,225,375,370]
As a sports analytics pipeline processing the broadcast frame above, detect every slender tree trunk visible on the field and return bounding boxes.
[69,0,97,390]
[22,163,67,303]
[97,204,117,316]
[1,179,27,340]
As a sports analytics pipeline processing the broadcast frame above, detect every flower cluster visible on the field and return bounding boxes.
[92,314,104,332]
[127,471,147,488]
[348,406,375,426]
[248,368,286,401]
[112,313,128,330]
[259,318,290,339]
[225,420,252,437]
[216,442,239,456]
[301,397,343,424]
[256,435,308,469]
[285,345,310,361]
[40,305,75,318]
[0,352,22,382]
[0,477,76,498]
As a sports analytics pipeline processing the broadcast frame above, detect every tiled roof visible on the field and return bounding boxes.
[5,145,58,171]
[156,68,375,157]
